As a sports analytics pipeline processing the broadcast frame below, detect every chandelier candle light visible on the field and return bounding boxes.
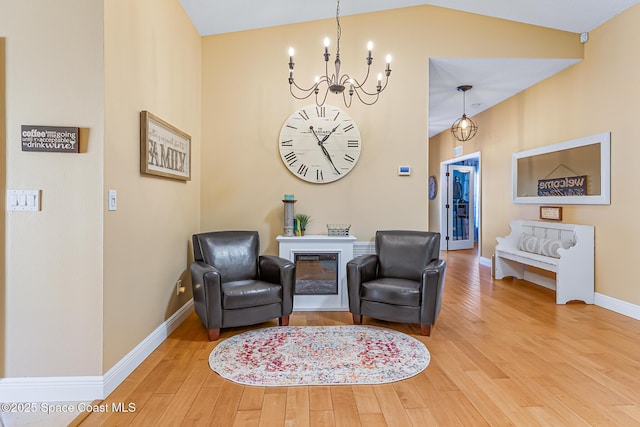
[287,0,392,107]
[450,85,478,142]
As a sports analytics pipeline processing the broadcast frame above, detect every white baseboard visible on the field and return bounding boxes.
[0,375,104,403]
[0,299,194,403]
[594,293,640,320]
[483,256,640,320]
[103,299,194,397]
[479,256,492,267]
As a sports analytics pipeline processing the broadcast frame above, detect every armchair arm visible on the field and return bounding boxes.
[420,259,447,325]
[259,255,296,315]
[189,261,223,329]
[346,254,379,314]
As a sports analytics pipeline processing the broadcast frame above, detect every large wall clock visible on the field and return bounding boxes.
[279,104,361,184]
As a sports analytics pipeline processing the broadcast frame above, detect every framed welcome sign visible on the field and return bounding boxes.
[511,132,610,205]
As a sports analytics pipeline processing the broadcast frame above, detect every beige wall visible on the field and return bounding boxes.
[0,0,201,379]
[0,0,104,376]
[103,0,201,371]
[0,38,6,376]
[429,4,640,305]
[201,6,582,256]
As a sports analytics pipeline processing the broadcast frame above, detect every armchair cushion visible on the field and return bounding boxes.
[193,231,259,282]
[222,280,284,309]
[376,231,441,280]
[361,278,422,306]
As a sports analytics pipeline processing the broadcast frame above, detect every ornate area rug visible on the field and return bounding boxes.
[208,325,430,386]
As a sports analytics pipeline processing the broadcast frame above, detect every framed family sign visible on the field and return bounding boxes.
[140,111,191,181]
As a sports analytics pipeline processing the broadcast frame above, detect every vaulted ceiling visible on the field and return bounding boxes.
[179,0,639,137]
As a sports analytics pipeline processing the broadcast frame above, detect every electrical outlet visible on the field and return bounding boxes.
[176,279,185,296]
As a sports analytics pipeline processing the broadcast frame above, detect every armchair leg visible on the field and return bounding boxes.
[420,324,432,336]
[208,328,220,341]
[352,314,362,325]
[279,315,290,326]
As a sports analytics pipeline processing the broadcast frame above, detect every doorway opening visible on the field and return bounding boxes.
[439,151,481,252]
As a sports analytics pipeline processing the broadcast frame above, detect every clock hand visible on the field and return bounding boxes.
[322,147,341,175]
[309,126,323,144]
[320,124,340,143]
[309,126,341,175]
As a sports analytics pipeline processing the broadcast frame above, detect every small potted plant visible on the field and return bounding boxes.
[295,213,311,236]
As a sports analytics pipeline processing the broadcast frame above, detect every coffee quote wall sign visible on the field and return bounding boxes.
[21,125,79,153]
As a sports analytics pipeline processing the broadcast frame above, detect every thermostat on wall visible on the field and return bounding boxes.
[398,166,411,176]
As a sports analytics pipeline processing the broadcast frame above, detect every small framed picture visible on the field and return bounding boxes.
[540,206,563,221]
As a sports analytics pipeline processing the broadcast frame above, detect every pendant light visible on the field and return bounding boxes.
[451,85,478,142]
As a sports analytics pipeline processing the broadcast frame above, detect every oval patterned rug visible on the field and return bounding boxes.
[208,325,430,386]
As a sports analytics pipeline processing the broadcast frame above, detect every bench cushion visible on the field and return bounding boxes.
[518,234,573,258]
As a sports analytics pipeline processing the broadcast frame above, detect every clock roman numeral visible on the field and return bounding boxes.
[297,164,309,177]
[283,151,298,166]
[316,169,324,182]
[333,111,341,121]
[298,110,309,120]
[344,154,356,163]
[347,140,359,148]
[343,123,354,132]
[286,124,297,130]
[316,106,325,118]
[281,139,293,147]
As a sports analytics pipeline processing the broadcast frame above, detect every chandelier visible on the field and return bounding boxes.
[450,85,478,142]
[287,0,392,107]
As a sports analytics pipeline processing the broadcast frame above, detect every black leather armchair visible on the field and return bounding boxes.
[190,231,295,340]
[347,230,446,336]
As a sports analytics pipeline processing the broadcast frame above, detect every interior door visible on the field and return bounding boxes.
[445,165,475,250]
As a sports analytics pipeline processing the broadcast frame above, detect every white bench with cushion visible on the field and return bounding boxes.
[494,220,594,304]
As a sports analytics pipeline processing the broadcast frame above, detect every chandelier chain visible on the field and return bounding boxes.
[336,0,341,58]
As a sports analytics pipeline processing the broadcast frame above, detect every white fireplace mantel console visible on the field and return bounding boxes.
[276,234,356,311]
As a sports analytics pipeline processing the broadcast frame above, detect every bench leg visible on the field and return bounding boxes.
[494,256,525,280]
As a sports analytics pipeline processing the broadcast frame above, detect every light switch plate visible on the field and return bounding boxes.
[7,190,40,211]
[108,189,117,211]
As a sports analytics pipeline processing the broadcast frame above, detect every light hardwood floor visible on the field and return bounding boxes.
[78,248,640,426]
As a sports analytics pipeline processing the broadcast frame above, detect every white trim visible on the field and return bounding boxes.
[479,256,492,267]
[439,151,482,252]
[0,376,103,403]
[486,255,640,320]
[594,293,640,320]
[511,132,611,205]
[0,299,194,403]
[103,299,194,397]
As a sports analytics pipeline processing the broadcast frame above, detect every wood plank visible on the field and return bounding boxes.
[284,386,310,427]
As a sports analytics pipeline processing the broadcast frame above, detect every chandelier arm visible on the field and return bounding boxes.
[289,85,317,101]
[339,64,371,89]
[351,87,380,106]
[376,75,390,93]
[290,80,317,93]
[315,85,331,107]
[348,75,387,97]
[342,91,352,108]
